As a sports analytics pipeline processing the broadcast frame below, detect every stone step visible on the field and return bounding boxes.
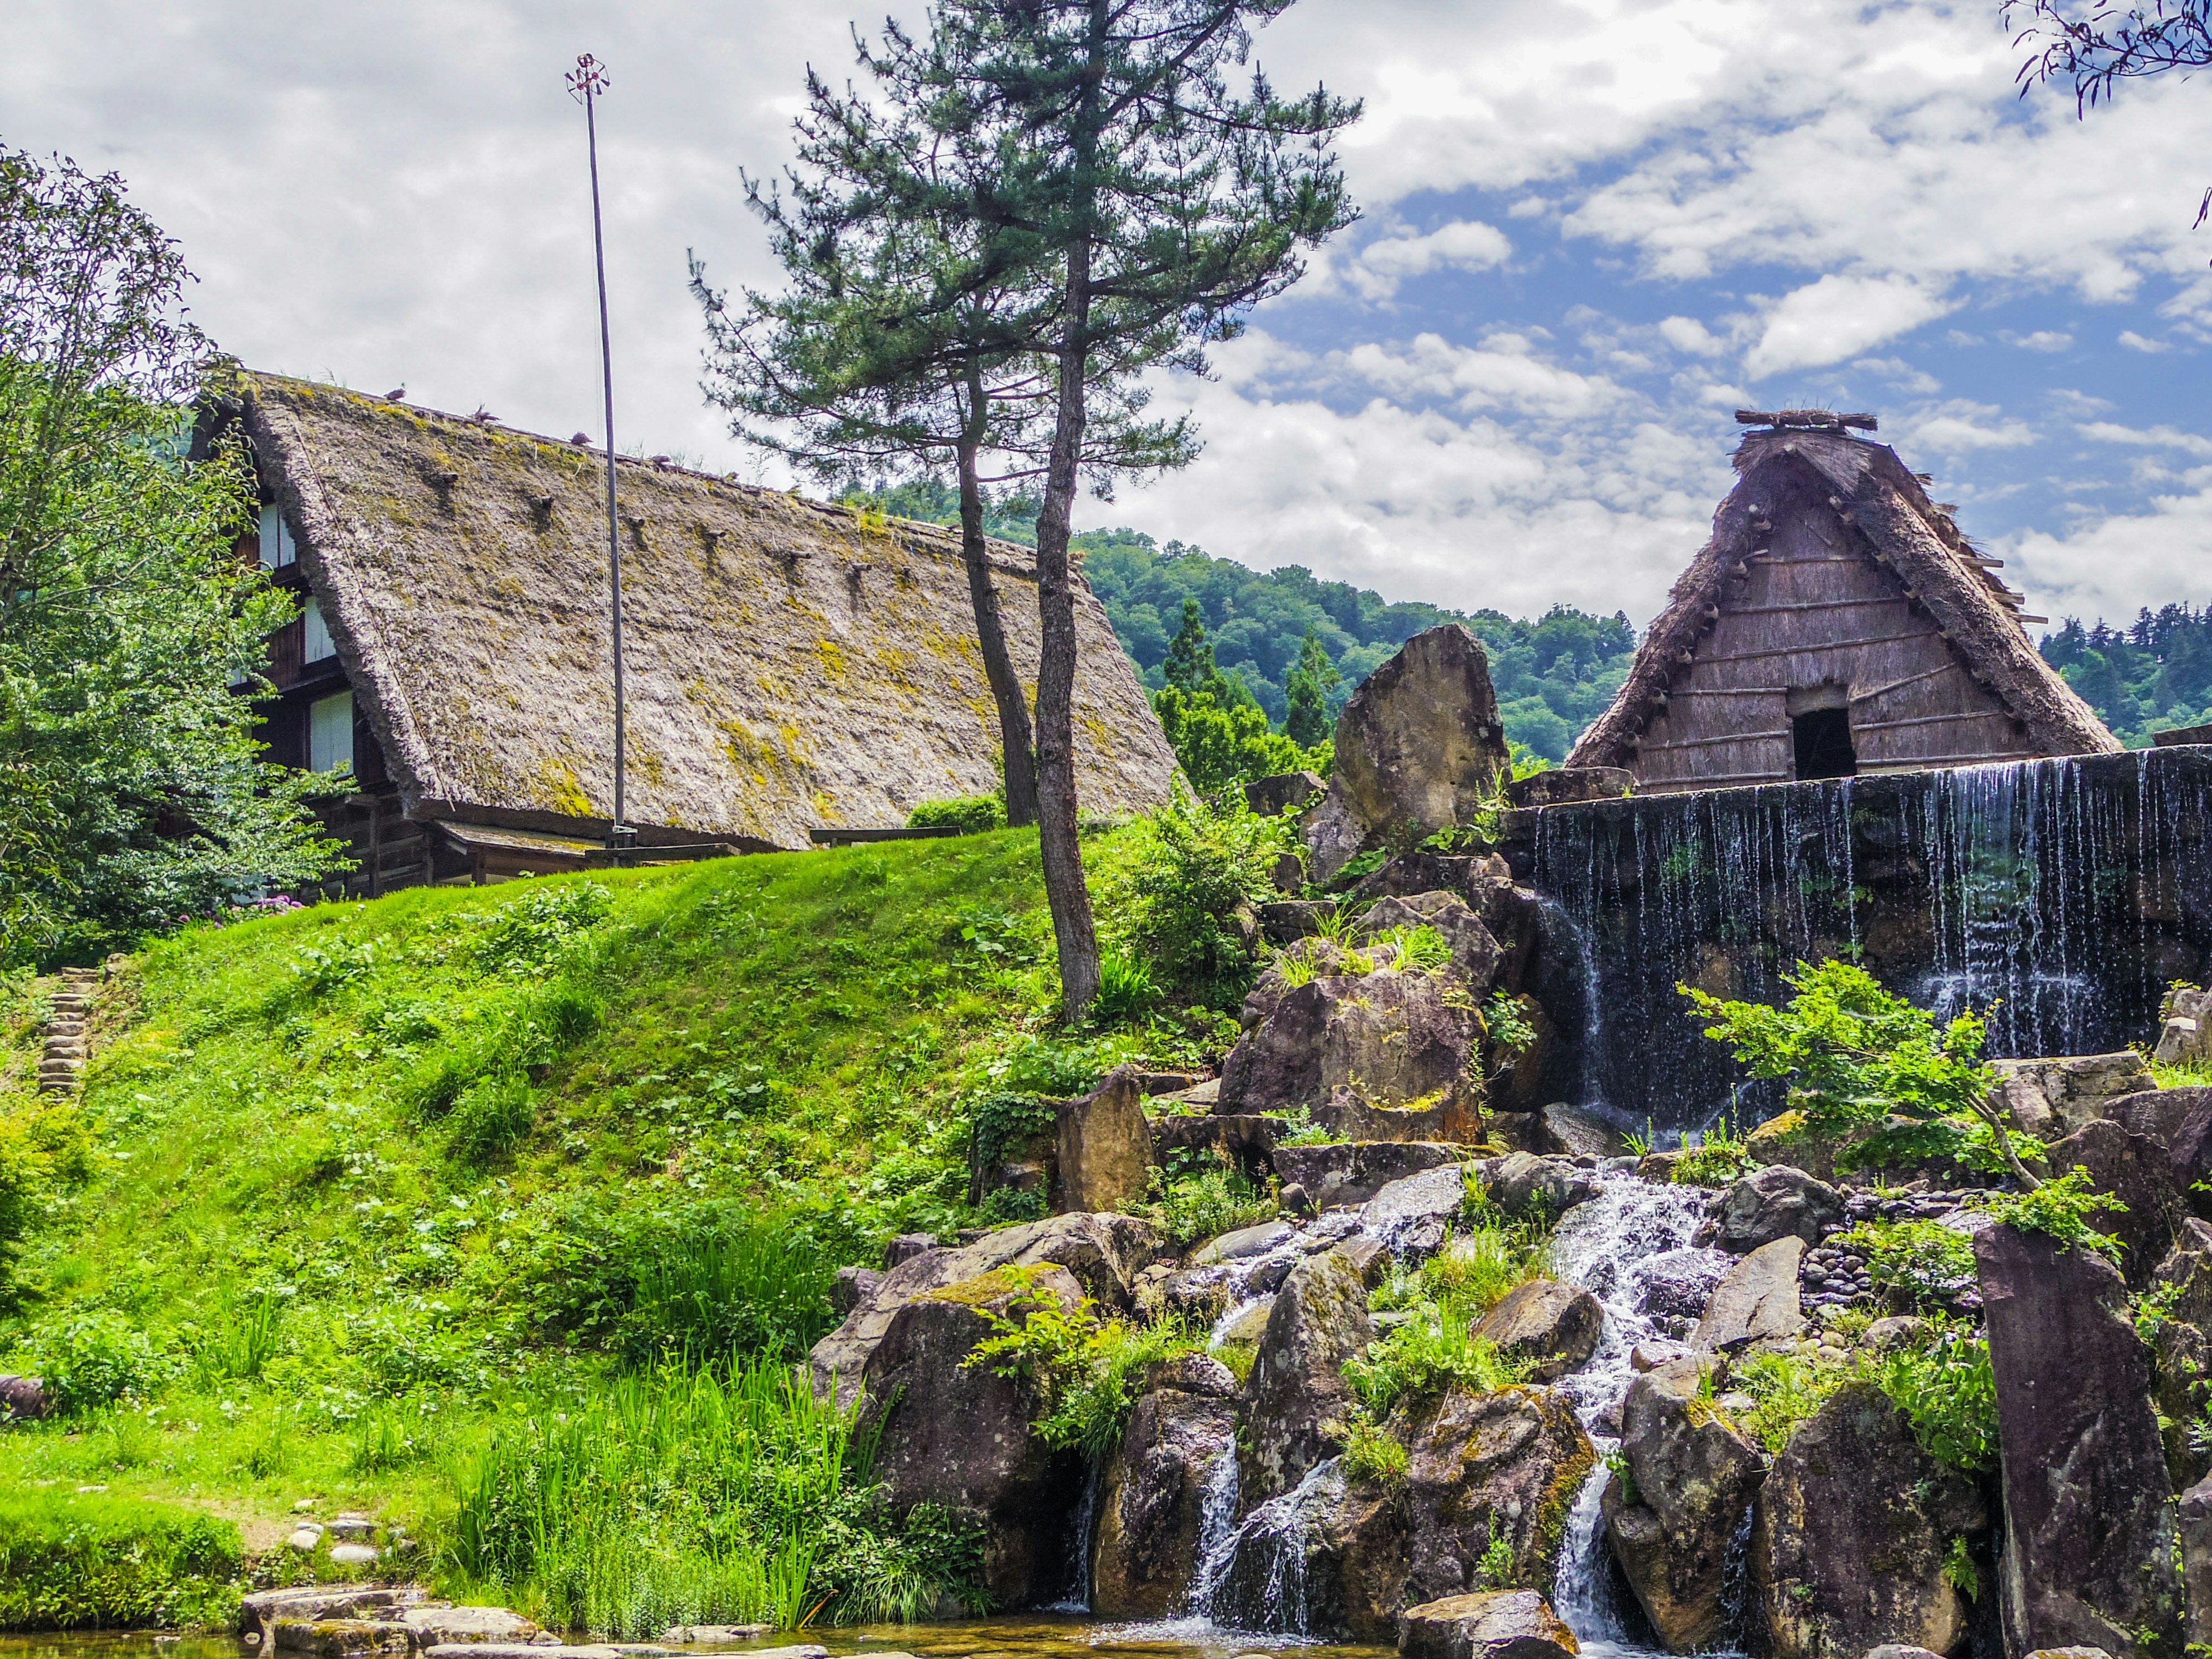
[243,1585,425,1645]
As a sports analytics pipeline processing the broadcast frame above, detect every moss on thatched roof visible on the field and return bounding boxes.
[1568,427,2118,771]
[223,371,1178,847]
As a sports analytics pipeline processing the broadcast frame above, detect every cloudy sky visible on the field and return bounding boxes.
[7,0,2209,629]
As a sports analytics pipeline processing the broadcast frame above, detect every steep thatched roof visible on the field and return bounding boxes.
[221,370,1179,847]
[1568,426,2118,771]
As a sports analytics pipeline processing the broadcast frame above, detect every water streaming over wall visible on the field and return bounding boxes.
[1525,749,2212,1128]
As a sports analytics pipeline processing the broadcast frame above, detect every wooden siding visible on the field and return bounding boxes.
[1627,471,2038,793]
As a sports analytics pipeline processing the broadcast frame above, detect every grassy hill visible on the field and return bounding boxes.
[0,824,1262,1630]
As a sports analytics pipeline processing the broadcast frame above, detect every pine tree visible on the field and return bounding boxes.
[878,0,1359,1016]
[1283,622,1339,746]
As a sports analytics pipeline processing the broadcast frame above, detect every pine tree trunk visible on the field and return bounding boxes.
[1033,233,1100,1020]
[956,424,1039,827]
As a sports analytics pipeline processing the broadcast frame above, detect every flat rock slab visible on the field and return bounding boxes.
[404,1608,541,1644]
[1397,1590,1580,1659]
[274,1623,411,1658]
[1193,1220,1296,1263]
[1694,1236,1805,1350]
[424,1648,624,1659]
[657,1631,773,1646]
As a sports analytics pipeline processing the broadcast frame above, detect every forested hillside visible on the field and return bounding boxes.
[847,480,1638,761]
[2040,605,2212,747]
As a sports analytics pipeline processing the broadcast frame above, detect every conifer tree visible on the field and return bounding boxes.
[1283,622,1339,746]
[875,0,1359,1016]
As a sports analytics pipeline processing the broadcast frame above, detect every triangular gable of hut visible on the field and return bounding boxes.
[1567,423,2118,791]
[218,370,1179,854]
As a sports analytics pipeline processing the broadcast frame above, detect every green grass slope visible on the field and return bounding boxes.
[0,820,1263,1628]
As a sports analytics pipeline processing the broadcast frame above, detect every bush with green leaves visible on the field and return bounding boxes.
[906,796,1007,834]
[20,1309,180,1414]
[963,1266,1198,1460]
[1867,1321,2000,1474]
[1732,1350,1849,1453]
[1094,786,1294,1005]
[1835,1218,1978,1306]
[1343,1308,1527,1416]
[1684,959,2034,1183]
[1974,1167,2128,1262]
[1137,1156,1275,1248]
[1374,1220,1550,1319]
[1335,1411,1408,1483]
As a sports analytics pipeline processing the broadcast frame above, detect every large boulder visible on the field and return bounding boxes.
[1471,1281,1603,1383]
[1241,1248,1377,1506]
[1692,1236,1805,1351]
[1604,1355,1766,1652]
[2154,984,2211,1067]
[1246,768,1326,818]
[1089,1361,1240,1618]
[1990,1052,2159,1138]
[1478,1152,1599,1222]
[1056,1066,1152,1214]
[1359,892,1504,991]
[1272,1141,1464,1210]
[1695,1165,1842,1253]
[1398,1385,1596,1602]
[1639,1251,1731,1327]
[857,1263,1088,1607]
[809,1211,1161,1403]
[1975,1222,2184,1659]
[1221,969,1478,1120]
[2180,1472,2212,1652]
[2104,1086,2212,1219]
[2044,1119,2183,1288]
[1315,1082,1487,1145]
[2149,1219,2212,1488]
[1362,1164,1470,1259]
[1304,624,1511,883]
[1751,1381,1986,1659]
[1397,1591,1581,1659]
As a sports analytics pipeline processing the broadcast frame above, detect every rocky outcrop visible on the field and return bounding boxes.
[1537,1104,1622,1160]
[1692,1236,1805,1351]
[2150,1219,2212,1489]
[2043,1119,2183,1288]
[1695,1165,1842,1253]
[1990,1052,2158,1138]
[1056,1066,1152,1214]
[1314,1082,1487,1145]
[1471,1281,1603,1382]
[1089,1360,1240,1619]
[1751,1381,1986,1659]
[857,1263,1088,1607]
[1638,1251,1730,1328]
[2181,1472,2212,1651]
[1241,1248,1377,1506]
[1399,1384,1596,1601]
[1363,1164,1470,1259]
[1478,1152,1599,1221]
[1604,1355,1766,1652]
[2104,1086,2212,1221]
[809,1211,1161,1403]
[1397,1590,1581,1659]
[1304,624,1511,882]
[1272,1141,1464,1209]
[2155,983,2211,1067]
[1359,892,1503,988]
[1245,768,1326,818]
[1210,1460,1411,1640]
[1221,969,1478,1120]
[1975,1222,2184,1659]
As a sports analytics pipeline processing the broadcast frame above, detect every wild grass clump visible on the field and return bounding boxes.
[0,1490,243,1630]
[1343,1309,1527,1416]
[1091,786,1292,1005]
[441,1357,983,1633]
[906,796,1006,834]
[1138,1158,1275,1248]
[1335,1412,1407,1483]
[1386,1219,1551,1316]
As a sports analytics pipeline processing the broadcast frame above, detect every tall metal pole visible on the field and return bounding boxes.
[569,52,629,859]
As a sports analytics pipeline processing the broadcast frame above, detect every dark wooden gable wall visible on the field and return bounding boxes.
[1626,459,2039,793]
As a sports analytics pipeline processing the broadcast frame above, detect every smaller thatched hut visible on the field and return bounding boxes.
[1568,412,2118,791]
[203,371,1179,892]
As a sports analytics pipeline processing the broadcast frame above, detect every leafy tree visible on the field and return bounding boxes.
[2040,607,2212,744]
[1284,622,1338,745]
[874,0,1359,1017]
[695,53,1192,827]
[1684,959,2040,1188]
[1147,598,1317,789]
[0,150,342,965]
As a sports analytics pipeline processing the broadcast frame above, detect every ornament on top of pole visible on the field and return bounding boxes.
[568,50,634,865]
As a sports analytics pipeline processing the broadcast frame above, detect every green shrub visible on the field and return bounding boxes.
[20,1310,178,1414]
[1337,1412,1407,1483]
[1096,787,1292,1005]
[1376,1221,1549,1317]
[963,1267,1199,1460]
[1343,1309,1527,1415]
[1732,1351,1848,1453]
[1835,1219,1977,1306]
[1093,950,1158,1024]
[1137,1161,1275,1248]
[0,1490,243,1630]
[444,1070,537,1166]
[1869,1323,2001,1474]
[469,880,614,976]
[906,796,1006,834]
[1975,1167,2128,1262]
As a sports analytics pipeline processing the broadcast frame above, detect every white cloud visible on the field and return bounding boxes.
[1744,276,1956,379]
[2119,330,2172,353]
[2079,421,2212,458]
[1892,400,2037,454]
[1852,356,1943,396]
[1658,315,1726,356]
[2002,329,2074,351]
[1344,221,1513,300]
[2009,482,2212,619]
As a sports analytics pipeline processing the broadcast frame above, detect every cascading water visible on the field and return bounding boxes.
[1543,1177,1727,1656]
[1527,748,2212,1129]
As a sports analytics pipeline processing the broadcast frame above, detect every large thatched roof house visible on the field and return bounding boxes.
[202,370,1178,892]
[1567,413,2118,791]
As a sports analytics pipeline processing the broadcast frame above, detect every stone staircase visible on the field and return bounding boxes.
[37,965,101,1095]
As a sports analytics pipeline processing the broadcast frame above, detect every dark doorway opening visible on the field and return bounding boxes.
[1793,707,1858,779]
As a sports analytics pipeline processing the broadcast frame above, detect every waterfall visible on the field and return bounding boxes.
[1195,1457,1344,1635]
[1527,749,2212,1128]
[1543,1177,1724,1653]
